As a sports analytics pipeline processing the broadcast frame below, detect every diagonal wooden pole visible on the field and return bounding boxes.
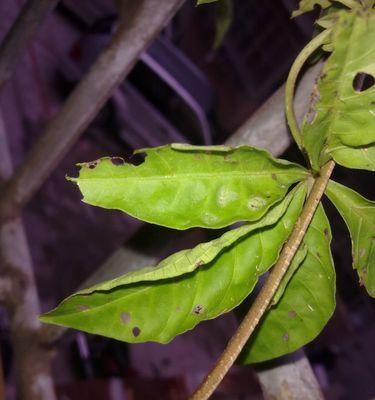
[0,0,59,90]
[0,0,185,223]
[0,109,56,400]
[0,1,185,398]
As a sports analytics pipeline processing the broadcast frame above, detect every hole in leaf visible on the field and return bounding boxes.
[86,160,100,170]
[129,152,146,166]
[352,72,374,92]
[111,157,125,166]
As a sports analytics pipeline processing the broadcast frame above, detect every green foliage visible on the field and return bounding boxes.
[213,0,232,49]
[40,0,375,372]
[196,0,219,4]
[40,185,306,343]
[292,0,333,18]
[68,145,306,230]
[302,9,375,171]
[292,0,367,18]
[240,205,336,363]
[326,181,375,297]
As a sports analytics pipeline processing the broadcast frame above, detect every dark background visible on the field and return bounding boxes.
[0,0,374,398]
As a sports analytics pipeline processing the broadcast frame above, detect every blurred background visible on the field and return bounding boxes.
[0,0,374,399]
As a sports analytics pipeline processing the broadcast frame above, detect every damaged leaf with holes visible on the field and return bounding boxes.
[39,185,307,343]
[326,181,375,297]
[71,186,302,295]
[68,144,306,230]
[240,205,336,363]
[302,8,375,171]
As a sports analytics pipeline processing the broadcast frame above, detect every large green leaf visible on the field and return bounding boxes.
[69,145,306,230]
[302,9,375,171]
[271,244,308,306]
[76,186,300,295]
[39,184,307,343]
[326,180,375,297]
[240,205,336,364]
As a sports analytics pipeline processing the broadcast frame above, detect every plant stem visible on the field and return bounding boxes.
[285,28,331,151]
[190,160,335,400]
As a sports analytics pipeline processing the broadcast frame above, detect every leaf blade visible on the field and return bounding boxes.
[302,9,375,171]
[40,184,307,343]
[240,205,336,363]
[326,180,375,297]
[70,145,307,229]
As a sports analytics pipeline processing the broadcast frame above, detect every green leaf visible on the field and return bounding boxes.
[292,0,333,18]
[77,186,301,295]
[271,244,308,306]
[196,0,219,4]
[292,0,365,17]
[326,180,375,297]
[68,145,306,230]
[240,205,336,363]
[39,184,307,344]
[213,0,232,49]
[302,9,375,171]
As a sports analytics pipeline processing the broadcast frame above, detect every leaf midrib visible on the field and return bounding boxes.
[76,170,306,182]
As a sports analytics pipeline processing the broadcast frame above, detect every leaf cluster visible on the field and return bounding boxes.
[40,0,375,367]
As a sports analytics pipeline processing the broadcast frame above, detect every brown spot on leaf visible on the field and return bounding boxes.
[271,173,277,181]
[132,327,141,337]
[359,248,366,258]
[282,333,289,342]
[288,310,297,319]
[120,312,131,325]
[176,306,181,312]
[324,228,329,238]
[194,154,201,160]
[193,305,203,315]
[306,84,320,124]
[111,157,125,166]
[316,252,321,259]
[224,154,238,163]
[78,305,90,312]
[195,260,204,268]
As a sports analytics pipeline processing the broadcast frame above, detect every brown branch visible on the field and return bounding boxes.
[0,0,185,222]
[190,160,335,400]
[0,0,59,90]
[0,109,56,400]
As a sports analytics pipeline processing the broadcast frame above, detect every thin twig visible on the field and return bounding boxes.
[190,160,335,400]
[0,0,185,223]
[0,0,59,89]
[285,28,331,152]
